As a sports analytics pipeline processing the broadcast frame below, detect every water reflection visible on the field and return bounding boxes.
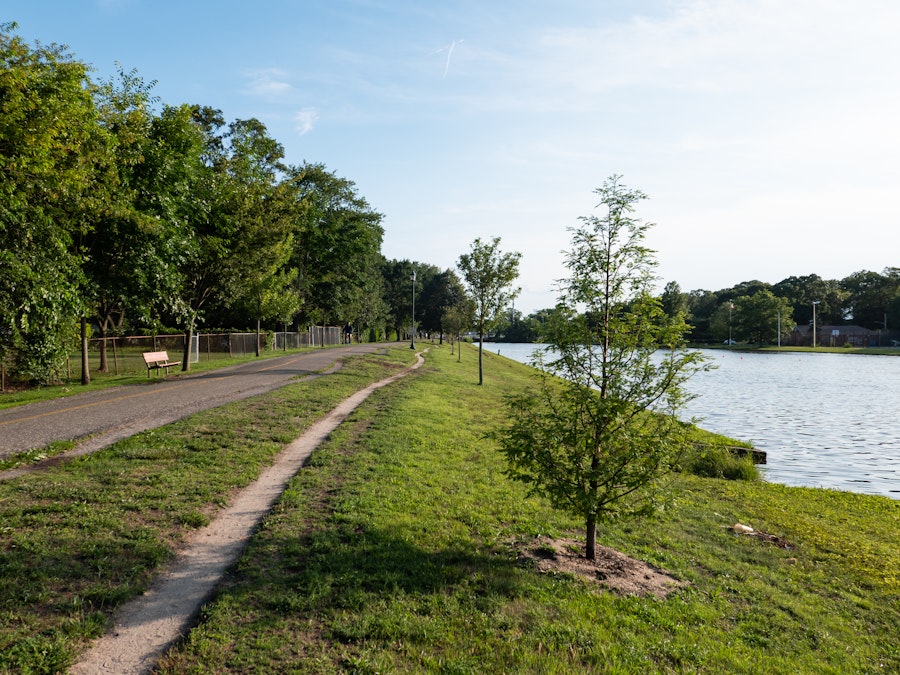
[483,343,900,499]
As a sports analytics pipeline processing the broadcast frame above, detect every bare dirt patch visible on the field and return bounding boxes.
[518,536,688,598]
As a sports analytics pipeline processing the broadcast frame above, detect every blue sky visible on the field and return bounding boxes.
[9,1,900,313]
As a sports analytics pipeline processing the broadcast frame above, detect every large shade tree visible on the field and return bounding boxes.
[286,163,384,330]
[493,176,707,560]
[0,24,108,383]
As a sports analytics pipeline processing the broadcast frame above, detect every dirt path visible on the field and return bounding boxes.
[68,351,426,675]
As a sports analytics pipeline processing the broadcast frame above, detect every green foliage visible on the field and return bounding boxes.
[494,176,708,560]
[457,236,522,384]
[287,162,385,328]
[0,26,105,382]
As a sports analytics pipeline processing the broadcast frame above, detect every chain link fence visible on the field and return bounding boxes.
[65,327,346,378]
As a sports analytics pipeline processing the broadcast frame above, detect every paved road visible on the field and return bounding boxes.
[0,343,399,460]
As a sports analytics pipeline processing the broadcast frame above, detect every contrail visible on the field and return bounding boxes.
[443,39,463,78]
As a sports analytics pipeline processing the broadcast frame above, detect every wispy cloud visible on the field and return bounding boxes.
[294,109,319,136]
[241,68,293,98]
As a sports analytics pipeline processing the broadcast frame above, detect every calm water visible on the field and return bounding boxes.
[483,343,900,499]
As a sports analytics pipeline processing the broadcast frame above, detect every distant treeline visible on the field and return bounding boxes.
[499,270,900,345]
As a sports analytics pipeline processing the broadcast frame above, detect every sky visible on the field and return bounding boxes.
[7,0,900,314]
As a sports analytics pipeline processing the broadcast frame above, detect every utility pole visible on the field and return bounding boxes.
[812,301,820,348]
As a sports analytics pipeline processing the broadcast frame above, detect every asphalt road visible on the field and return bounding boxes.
[0,343,398,460]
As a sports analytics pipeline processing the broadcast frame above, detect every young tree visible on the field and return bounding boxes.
[493,176,707,560]
[457,237,521,385]
[442,296,475,359]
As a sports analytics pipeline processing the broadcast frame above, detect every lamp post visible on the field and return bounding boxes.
[728,299,733,346]
[410,269,417,350]
[812,301,820,349]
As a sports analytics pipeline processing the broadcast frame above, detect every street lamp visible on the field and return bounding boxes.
[728,299,733,346]
[812,301,820,348]
[410,269,416,350]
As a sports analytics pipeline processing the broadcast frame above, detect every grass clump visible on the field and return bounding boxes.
[678,437,761,481]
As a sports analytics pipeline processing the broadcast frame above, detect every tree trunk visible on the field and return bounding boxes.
[80,317,90,386]
[182,323,193,373]
[98,322,109,373]
[255,317,261,357]
[477,333,484,385]
[585,513,597,560]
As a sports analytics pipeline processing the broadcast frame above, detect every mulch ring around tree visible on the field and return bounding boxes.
[515,536,689,598]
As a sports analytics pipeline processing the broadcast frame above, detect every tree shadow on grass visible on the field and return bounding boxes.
[206,521,529,650]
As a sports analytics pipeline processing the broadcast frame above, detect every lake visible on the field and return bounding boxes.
[482,343,900,499]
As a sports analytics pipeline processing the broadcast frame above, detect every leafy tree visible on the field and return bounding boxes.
[0,24,107,382]
[708,300,734,343]
[494,308,540,343]
[841,268,900,330]
[685,289,719,342]
[344,266,389,342]
[83,66,182,372]
[457,237,521,385]
[660,280,690,320]
[441,296,475,358]
[286,163,384,329]
[492,176,707,560]
[221,118,295,356]
[419,269,466,341]
[772,274,845,326]
[732,290,795,345]
[381,259,439,341]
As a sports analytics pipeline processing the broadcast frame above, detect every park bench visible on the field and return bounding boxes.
[142,350,182,377]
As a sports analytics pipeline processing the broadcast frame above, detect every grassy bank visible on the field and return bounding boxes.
[1,345,897,673]
[156,344,897,673]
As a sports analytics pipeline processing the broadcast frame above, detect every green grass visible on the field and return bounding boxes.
[0,347,417,673]
[701,344,900,356]
[1,344,897,673]
[154,344,897,674]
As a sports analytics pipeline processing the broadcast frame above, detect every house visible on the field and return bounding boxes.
[790,324,877,347]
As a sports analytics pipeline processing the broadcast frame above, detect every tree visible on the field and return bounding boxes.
[841,268,900,330]
[441,295,475,359]
[492,176,707,561]
[772,274,845,326]
[286,163,384,329]
[419,269,466,342]
[83,66,177,372]
[0,24,107,383]
[732,290,795,345]
[457,237,521,385]
[381,259,439,341]
[660,281,689,320]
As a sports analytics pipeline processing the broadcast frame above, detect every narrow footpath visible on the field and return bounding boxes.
[69,349,426,674]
